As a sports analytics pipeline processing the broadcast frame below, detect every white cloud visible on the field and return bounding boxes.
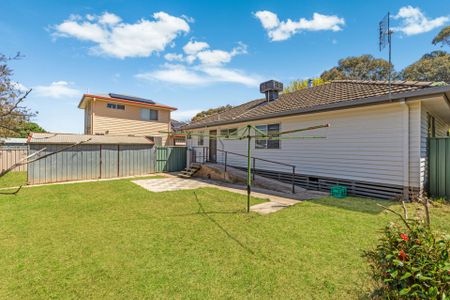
[136,63,259,87]
[53,11,190,58]
[392,6,449,36]
[254,10,345,41]
[172,109,203,121]
[254,11,279,30]
[168,40,247,66]
[164,53,184,62]
[137,64,209,85]
[98,12,122,25]
[11,82,29,92]
[139,39,256,87]
[183,40,209,55]
[33,81,81,98]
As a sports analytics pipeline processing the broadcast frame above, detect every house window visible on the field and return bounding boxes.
[107,103,125,110]
[140,108,158,121]
[220,128,238,138]
[198,131,204,146]
[255,124,280,149]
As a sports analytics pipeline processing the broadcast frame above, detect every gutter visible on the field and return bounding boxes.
[184,85,450,130]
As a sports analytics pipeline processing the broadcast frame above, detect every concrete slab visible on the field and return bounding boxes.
[250,201,293,215]
[133,178,210,192]
[132,176,328,215]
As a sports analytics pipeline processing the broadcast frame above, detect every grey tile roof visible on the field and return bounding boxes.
[184,80,445,129]
[28,133,154,145]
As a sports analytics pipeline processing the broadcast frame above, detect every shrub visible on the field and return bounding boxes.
[364,219,450,299]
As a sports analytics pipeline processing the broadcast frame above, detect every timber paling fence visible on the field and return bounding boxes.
[27,145,186,185]
[0,146,28,172]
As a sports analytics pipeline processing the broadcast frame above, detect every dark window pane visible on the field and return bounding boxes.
[267,124,280,149]
[267,139,280,149]
[150,109,158,120]
[255,125,267,149]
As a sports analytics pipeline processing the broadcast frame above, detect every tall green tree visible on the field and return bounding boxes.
[191,105,233,122]
[432,26,450,48]
[283,78,325,93]
[400,51,450,83]
[320,55,393,81]
[16,122,46,138]
[0,53,34,137]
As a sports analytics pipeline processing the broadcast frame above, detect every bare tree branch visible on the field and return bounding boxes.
[0,89,32,118]
[377,203,412,230]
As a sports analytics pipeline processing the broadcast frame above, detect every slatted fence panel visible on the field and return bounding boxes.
[28,144,154,184]
[0,146,28,172]
[429,137,450,199]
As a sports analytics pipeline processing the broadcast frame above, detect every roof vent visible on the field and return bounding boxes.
[260,80,283,102]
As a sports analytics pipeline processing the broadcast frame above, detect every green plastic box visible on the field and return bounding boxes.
[330,185,347,198]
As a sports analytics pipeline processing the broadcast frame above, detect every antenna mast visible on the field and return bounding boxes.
[379,12,393,99]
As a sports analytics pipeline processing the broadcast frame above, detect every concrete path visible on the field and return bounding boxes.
[133,177,211,192]
[132,176,327,215]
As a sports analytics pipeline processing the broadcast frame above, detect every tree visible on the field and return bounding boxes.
[432,25,450,48]
[0,53,33,137]
[320,55,393,81]
[191,105,233,122]
[16,122,46,138]
[400,51,450,83]
[283,78,325,93]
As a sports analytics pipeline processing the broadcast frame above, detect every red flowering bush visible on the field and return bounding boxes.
[364,220,450,299]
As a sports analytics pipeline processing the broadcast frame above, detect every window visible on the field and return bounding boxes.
[198,131,204,146]
[140,108,158,121]
[107,103,125,110]
[220,128,238,138]
[255,124,280,149]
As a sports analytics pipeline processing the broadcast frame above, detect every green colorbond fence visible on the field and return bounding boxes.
[429,137,450,199]
[155,147,187,172]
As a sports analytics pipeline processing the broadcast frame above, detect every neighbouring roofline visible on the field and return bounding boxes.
[78,94,177,111]
[183,85,450,130]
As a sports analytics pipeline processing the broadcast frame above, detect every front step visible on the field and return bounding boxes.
[177,164,202,178]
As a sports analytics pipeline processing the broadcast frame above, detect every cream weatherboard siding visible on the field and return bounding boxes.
[88,100,172,145]
[189,102,411,187]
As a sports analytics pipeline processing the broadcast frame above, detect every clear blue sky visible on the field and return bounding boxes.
[1,0,449,133]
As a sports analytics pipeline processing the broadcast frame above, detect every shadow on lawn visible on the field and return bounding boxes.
[192,191,258,256]
[308,197,396,215]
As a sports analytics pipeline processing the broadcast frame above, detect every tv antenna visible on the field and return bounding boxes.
[379,12,393,98]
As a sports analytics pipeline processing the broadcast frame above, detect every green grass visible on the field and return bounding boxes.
[0,172,27,189]
[0,178,448,299]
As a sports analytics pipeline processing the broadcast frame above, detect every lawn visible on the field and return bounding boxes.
[0,171,27,189]
[0,178,448,299]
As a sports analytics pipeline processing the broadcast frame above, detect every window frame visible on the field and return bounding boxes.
[106,103,125,110]
[140,108,159,121]
[198,131,204,146]
[255,123,280,149]
[219,128,238,138]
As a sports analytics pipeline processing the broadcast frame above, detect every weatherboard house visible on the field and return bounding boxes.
[184,80,450,199]
[78,93,178,146]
